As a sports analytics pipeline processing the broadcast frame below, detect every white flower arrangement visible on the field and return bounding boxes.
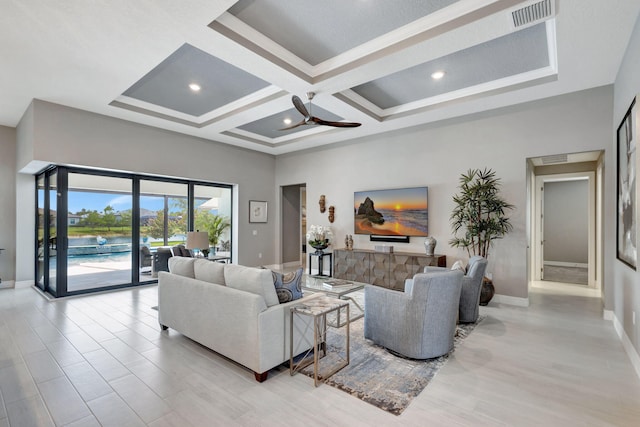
[306,225,333,248]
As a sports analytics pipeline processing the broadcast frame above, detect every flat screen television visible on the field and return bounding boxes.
[354,186,428,236]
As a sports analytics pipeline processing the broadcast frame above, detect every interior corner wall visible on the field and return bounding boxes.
[14,100,276,282]
[613,11,640,359]
[0,125,17,284]
[276,86,614,300]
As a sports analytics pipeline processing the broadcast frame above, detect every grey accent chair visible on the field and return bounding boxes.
[153,248,173,275]
[139,246,153,268]
[425,256,488,323]
[364,270,463,359]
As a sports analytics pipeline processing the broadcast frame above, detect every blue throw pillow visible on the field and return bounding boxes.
[272,268,304,303]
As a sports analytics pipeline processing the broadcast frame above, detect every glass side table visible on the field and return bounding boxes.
[289,295,350,386]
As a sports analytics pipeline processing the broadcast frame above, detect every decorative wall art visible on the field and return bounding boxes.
[617,97,637,269]
[249,200,268,223]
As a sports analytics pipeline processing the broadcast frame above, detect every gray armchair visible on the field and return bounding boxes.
[425,256,488,323]
[364,270,463,359]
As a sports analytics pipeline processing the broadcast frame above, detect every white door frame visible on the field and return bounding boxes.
[533,172,597,288]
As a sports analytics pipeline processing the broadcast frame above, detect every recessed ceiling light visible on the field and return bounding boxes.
[283,118,292,125]
[188,83,201,92]
[431,71,445,80]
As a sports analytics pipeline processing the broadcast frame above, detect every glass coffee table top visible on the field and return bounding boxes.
[302,275,365,297]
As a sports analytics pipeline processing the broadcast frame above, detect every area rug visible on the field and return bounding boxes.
[298,317,482,415]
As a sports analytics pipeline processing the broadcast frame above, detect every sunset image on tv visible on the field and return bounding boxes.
[354,187,428,236]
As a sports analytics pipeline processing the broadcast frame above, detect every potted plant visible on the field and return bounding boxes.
[206,215,230,256]
[449,168,514,304]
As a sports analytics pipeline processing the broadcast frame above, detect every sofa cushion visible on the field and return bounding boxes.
[451,260,467,273]
[193,259,226,285]
[168,257,196,278]
[272,268,304,303]
[172,244,192,257]
[224,264,279,307]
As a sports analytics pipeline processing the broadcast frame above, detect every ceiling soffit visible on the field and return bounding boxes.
[109,0,560,151]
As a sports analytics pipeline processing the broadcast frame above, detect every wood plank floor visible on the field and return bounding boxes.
[0,280,638,426]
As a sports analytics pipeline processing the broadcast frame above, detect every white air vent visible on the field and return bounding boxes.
[511,0,554,28]
[541,153,568,165]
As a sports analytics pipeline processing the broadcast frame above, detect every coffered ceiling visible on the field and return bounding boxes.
[2,0,639,155]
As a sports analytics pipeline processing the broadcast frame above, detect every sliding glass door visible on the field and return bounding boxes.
[139,180,188,283]
[66,173,133,293]
[35,166,233,297]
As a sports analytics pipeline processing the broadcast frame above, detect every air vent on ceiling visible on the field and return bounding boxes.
[541,153,568,165]
[512,0,553,28]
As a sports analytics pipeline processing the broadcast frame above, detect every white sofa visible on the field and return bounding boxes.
[158,257,320,382]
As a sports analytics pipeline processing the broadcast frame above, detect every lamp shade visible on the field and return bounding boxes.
[186,231,209,250]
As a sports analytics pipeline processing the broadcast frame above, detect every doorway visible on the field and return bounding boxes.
[281,184,306,270]
[536,174,593,285]
[528,151,603,291]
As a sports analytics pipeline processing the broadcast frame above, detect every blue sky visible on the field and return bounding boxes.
[40,191,180,214]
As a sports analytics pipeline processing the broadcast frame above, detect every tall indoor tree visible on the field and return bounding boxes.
[450,168,514,258]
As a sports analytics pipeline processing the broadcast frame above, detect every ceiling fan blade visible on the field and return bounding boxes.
[311,117,362,127]
[278,119,307,131]
[292,95,310,118]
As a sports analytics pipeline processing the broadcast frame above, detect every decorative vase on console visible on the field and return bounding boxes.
[424,236,437,256]
[307,225,333,255]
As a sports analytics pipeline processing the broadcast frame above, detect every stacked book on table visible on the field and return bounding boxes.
[322,279,352,289]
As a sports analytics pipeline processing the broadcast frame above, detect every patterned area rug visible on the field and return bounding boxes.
[299,316,482,415]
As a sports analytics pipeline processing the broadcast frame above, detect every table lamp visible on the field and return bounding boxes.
[186,230,209,258]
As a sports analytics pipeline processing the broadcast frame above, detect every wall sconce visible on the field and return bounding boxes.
[328,206,335,223]
[319,195,326,213]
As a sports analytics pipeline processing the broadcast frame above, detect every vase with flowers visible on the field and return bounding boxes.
[307,225,333,254]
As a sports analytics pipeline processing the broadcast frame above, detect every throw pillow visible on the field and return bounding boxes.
[168,257,196,278]
[224,264,280,307]
[193,259,225,285]
[272,268,304,303]
[451,260,467,274]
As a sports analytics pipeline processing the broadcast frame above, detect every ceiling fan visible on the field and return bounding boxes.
[280,92,361,130]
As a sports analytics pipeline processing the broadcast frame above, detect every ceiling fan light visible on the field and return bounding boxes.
[431,71,445,80]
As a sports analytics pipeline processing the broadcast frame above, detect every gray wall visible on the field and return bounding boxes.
[543,180,589,264]
[0,126,16,284]
[276,86,614,300]
[14,100,276,283]
[613,11,640,358]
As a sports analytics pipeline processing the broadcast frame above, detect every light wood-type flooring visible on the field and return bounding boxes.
[0,280,638,426]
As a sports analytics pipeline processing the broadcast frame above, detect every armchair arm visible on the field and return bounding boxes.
[404,278,414,293]
[423,266,448,274]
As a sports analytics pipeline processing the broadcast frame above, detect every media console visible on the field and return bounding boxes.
[333,248,446,291]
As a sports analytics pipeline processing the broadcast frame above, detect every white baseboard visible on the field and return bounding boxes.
[492,294,530,307]
[15,280,34,289]
[282,261,302,268]
[609,312,640,380]
[0,280,15,289]
[544,261,588,268]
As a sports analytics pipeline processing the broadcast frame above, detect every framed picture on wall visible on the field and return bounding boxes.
[249,200,268,223]
[616,97,637,270]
